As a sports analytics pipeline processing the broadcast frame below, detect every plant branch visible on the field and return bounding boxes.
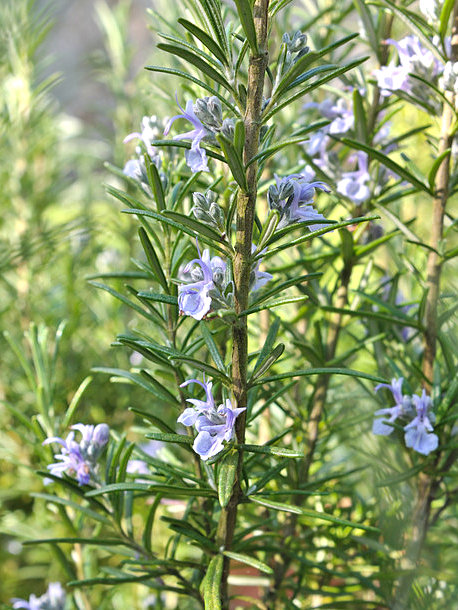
[214,1,270,607]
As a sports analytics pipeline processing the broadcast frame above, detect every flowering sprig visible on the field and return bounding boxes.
[374,35,442,99]
[178,377,245,460]
[178,243,231,320]
[12,582,66,610]
[43,423,109,485]
[268,171,330,230]
[164,95,234,173]
[373,378,438,455]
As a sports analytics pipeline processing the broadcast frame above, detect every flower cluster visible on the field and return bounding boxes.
[123,115,166,194]
[178,243,231,320]
[267,170,330,230]
[178,377,245,459]
[12,582,66,610]
[164,96,233,173]
[374,35,442,98]
[373,378,438,455]
[178,241,272,320]
[43,423,110,485]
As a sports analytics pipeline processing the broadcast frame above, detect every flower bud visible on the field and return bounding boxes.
[93,424,110,447]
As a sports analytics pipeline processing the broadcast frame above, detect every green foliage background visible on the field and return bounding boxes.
[0,0,456,608]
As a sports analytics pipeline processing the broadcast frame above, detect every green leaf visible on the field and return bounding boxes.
[144,155,166,211]
[172,355,231,385]
[264,215,378,258]
[216,133,248,191]
[246,135,314,168]
[249,273,322,307]
[256,210,280,251]
[62,376,93,428]
[161,210,227,245]
[217,450,238,508]
[200,323,225,371]
[241,444,303,458]
[24,537,127,546]
[440,0,455,40]
[264,58,368,122]
[157,43,233,92]
[252,367,386,386]
[178,18,228,65]
[428,148,452,191]
[253,317,280,371]
[31,493,111,525]
[123,208,228,254]
[202,555,224,610]
[233,0,258,53]
[145,431,193,445]
[340,138,432,194]
[352,88,368,143]
[92,367,173,397]
[353,0,380,60]
[250,497,378,531]
[222,551,273,575]
[241,296,309,316]
[249,343,285,383]
[138,227,169,292]
[273,33,359,99]
[88,281,159,323]
[158,32,223,71]
[87,482,216,498]
[145,65,237,114]
[136,291,178,306]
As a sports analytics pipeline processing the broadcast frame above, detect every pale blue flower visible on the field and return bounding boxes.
[12,582,66,610]
[374,64,409,96]
[337,152,371,204]
[43,423,109,486]
[268,172,330,230]
[124,115,162,157]
[404,390,438,455]
[373,377,413,435]
[178,378,245,460]
[164,98,210,172]
[178,245,227,320]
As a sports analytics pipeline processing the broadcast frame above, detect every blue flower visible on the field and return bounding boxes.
[337,152,371,204]
[373,377,413,435]
[178,245,225,320]
[12,582,66,610]
[178,378,245,460]
[164,98,210,172]
[43,423,109,486]
[268,172,330,230]
[404,389,438,455]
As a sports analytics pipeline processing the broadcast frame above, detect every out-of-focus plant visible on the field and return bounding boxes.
[4,0,457,609]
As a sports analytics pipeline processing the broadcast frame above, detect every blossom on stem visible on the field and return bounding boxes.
[178,378,245,460]
[164,98,211,172]
[337,152,371,204]
[178,242,229,320]
[404,390,439,455]
[43,423,109,486]
[373,377,413,435]
[268,171,331,230]
[12,582,66,610]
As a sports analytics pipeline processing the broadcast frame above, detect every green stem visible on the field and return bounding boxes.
[214,2,270,607]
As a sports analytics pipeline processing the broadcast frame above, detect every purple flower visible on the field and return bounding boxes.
[178,378,245,460]
[373,377,413,435]
[12,582,66,610]
[43,423,109,486]
[374,64,409,96]
[268,172,331,230]
[178,245,226,320]
[337,152,371,204]
[404,390,438,455]
[164,98,211,172]
[388,36,440,75]
[124,115,162,157]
